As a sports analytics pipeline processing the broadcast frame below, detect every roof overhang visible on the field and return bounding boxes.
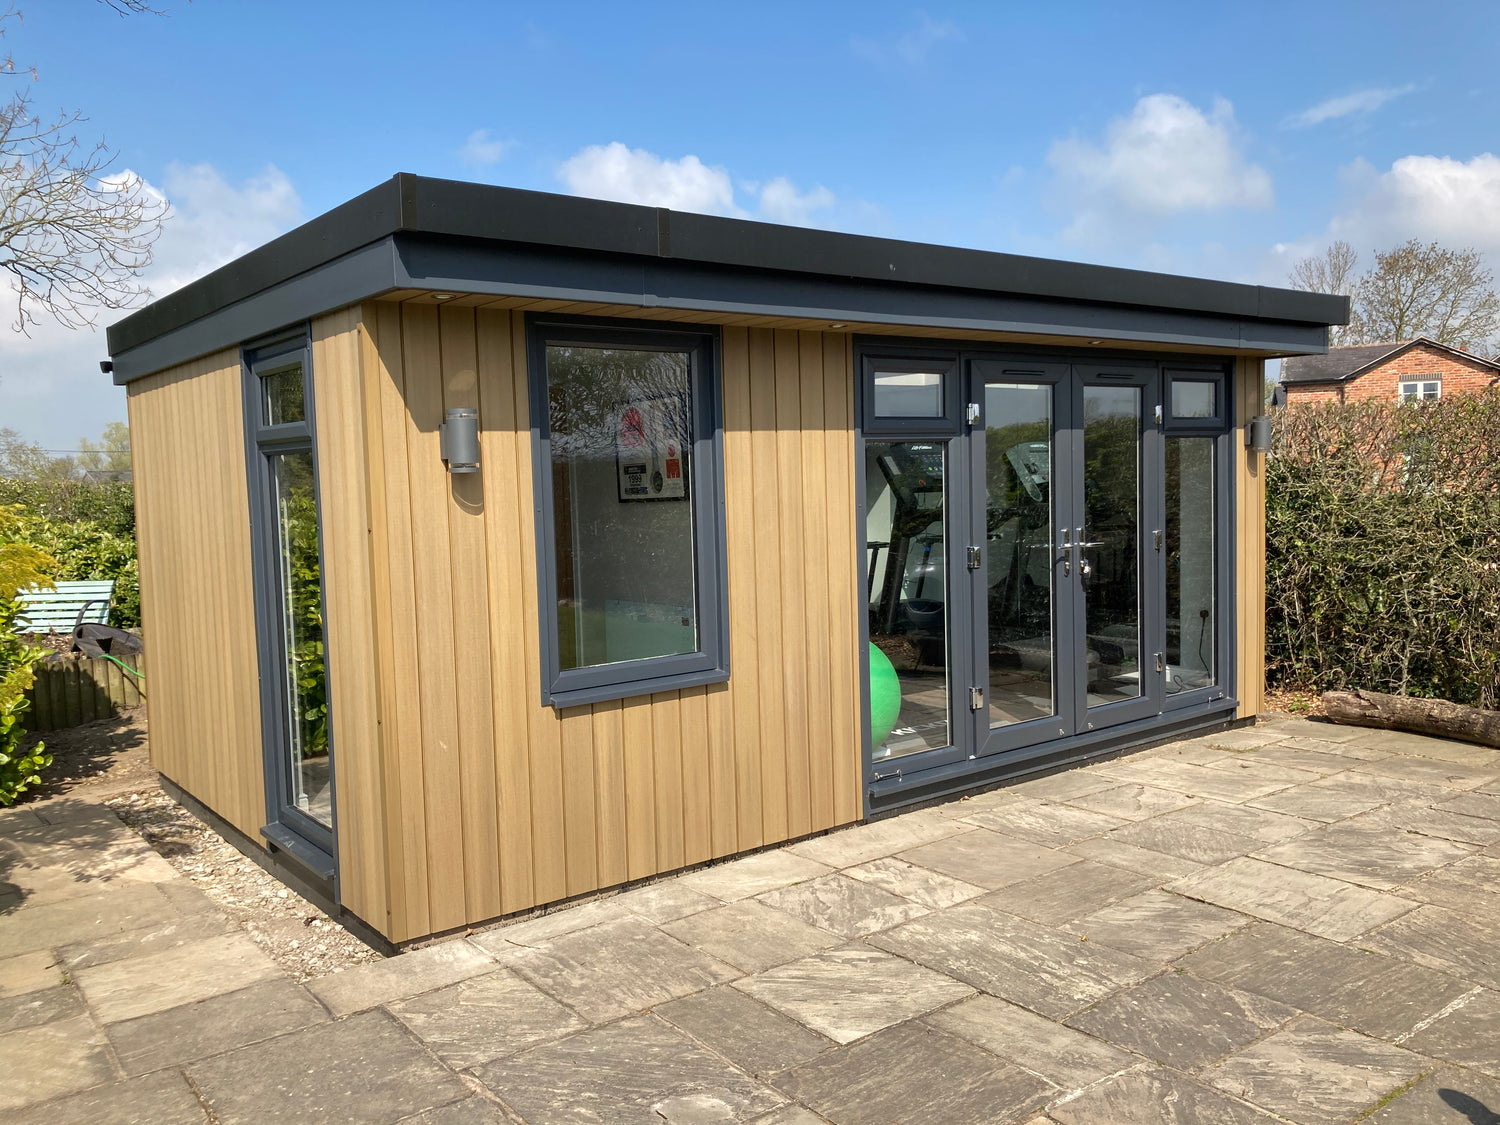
[107,174,1350,384]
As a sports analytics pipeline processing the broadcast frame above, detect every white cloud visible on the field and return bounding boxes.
[1287,84,1415,128]
[852,12,961,68]
[1048,94,1273,243]
[556,142,839,228]
[459,128,509,167]
[757,177,836,226]
[0,163,303,449]
[557,142,743,216]
[1327,152,1500,258]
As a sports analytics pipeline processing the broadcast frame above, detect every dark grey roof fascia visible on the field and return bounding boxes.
[107,173,1348,360]
[110,231,1331,384]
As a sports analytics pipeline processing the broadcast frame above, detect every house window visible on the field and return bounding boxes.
[1399,379,1441,403]
[527,316,728,707]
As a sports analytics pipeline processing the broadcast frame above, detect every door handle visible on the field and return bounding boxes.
[1057,528,1071,576]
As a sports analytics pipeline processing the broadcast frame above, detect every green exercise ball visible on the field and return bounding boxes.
[868,643,902,749]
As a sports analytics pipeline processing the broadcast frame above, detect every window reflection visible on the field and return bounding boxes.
[1166,437,1216,691]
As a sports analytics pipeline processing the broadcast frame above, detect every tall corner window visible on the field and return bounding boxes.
[529,317,727,707]
[1398,379,1441,403]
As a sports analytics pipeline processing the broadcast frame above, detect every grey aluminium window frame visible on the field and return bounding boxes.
[241,326,338,885]
[526,314,730,708]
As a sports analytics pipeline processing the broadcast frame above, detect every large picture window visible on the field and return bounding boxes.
[528,317,728,707]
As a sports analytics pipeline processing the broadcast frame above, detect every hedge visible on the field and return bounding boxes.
[1265,392,1500,709]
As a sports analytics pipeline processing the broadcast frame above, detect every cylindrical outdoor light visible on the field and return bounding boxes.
[1246,414,1273,454]
[440,407,480,474]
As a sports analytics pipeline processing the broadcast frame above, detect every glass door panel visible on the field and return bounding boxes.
[1165,437,1216,694]
[865,441,951,760]
[1081,385,1144,708]
[983,382,1058,730]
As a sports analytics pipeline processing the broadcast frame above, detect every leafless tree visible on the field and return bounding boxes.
[1,5,169,333]
[1290,238,1500,353]
[1355,240,1500,352]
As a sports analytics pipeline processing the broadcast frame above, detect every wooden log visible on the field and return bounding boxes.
[1322,688,1500,749]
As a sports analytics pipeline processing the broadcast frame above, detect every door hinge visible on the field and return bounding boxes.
[1154,652,1165,673]
[966,402,981,424]
[1153,529,1162,552]
[967,545,982,570]
[970,686,984,711]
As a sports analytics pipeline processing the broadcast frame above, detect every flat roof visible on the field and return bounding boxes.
[106,173,1349,381]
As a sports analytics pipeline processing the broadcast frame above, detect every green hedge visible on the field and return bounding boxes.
[1266,393,1500,708]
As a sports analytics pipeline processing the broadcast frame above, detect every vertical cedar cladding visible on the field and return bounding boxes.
[356,302,863,941]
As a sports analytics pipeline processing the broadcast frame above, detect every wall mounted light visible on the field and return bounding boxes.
[440,407,480,474]
[1246,414,1273,454]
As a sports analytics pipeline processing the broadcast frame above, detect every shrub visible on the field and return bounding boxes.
[9,511,140,629]
[1266,393,1500,708]
[0,507,55,803]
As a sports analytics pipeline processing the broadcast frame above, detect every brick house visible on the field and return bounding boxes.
[1277,337,1500,405]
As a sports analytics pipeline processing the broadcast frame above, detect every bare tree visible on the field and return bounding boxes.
[1355,240,1500,352]
[1,5,169,333]
[1287,241,1360,345]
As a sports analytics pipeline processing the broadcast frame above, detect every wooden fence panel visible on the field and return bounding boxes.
[23,653,146,732]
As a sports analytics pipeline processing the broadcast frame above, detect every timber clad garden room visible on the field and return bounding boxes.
[107,174,1347,946]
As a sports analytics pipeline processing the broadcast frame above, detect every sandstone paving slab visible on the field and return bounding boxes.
[1061,836,1206,881]
[978,860,1158,926]
[897,828,1082,889]
[776,1019,1051,1125]
[76,930,281,1025]
[1365,904,1500,990]
[924,993,1138,1091]
[1047,1067,1281,1125]
[106,977,328,1076]
[0,837,179,907]
[1005,768,1123,802]
[841,856,987,909]
[663,898,842,972]
[397,1097,521,1124]
[613,880,720,923]
[1066,889,1251,961]
[1231,743,1360,775]
[1398,854,1500,914]
[1201,757,1324,786]
[655,984,836,1077]
[0,949,63,998]
[734,945,972,1044]
[1298,770,1451,808]
[1168,856,1415,941]
[1066,972,1298,1071]
[189,1008,467,1125]
[470,897,636,952]
[784,808,971,868]
[870,903,1155,1020]
[386,969,587,1069]
[1360,802,1500,846]
[1352,754,1498,791]
[508,915,739,1022]
[1275,734,1393,759]
[747,1106,827,1125]
[1107,816,1263,865]
[1254,820,1476,891]
[5,1068,208,1125]
[1200,1017,1428,1125]
[1177,921,1474,1040]
[475,1013,784,1124]
[309,939,494,1018]
[1062,784,1200,822]
[1362,1066,1500,1125]
[0,881,180,954]
[1402,987,1500,1078]
[1186,726,1285,752]
[1255,719,1367,744]
[678,851,834,902]
[959,798,1126,848]
[1437,790,1500,822]
[756,873,930,938]
[1142,738,1233,764]
[0,981,84,1032]
[58,908,234,972]
[1244,780,1390,824]
[0,1014,117,1112]
[1155,800,1317,846]
[1119,761,1294,803]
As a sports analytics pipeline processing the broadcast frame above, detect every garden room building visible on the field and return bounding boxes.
[107,175,1347,946]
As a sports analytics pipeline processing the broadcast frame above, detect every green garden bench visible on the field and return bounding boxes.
[13,580,115,634]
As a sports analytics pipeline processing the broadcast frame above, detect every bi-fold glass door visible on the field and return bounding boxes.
[867,350,1201,774]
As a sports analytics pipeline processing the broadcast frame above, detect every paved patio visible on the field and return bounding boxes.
[3,716,1500,1124]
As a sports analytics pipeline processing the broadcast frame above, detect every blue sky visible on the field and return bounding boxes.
[3,0,1499,449]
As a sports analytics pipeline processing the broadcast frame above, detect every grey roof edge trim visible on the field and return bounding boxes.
[111,234,1329,384]
[107,173,1349,355]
